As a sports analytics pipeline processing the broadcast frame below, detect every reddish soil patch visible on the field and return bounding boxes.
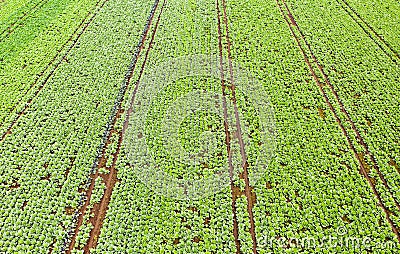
[192,236,202,243]
[341,215,353,224]
[389,158,400,174]
[65,207,75,215]
[10,181,20,189]
[318,107,325,119]
[204,216,211,226]
[21,201,28,210]
[187,206,198,213]
[41,174,51,181]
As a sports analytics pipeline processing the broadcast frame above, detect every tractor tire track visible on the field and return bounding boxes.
[0,0,49,40]
[281,0,400,213]
[0,0,109,143]
[217,0,258,252]
[64,0,164,252]
[6,0,107,121]
[335,0,400,65]
[216,0,241,252]
[84,0,165,252]
[277,0,400,243]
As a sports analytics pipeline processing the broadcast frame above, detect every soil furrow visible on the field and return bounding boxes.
[277,0,400,243]
[0,0,110,144]
[337,0,399,64]
[335,0,398,65]
[216,0,241,252]
[0,0,49,40]
[6,0,107,119]
[64,0,163,252]
[282,0,400,213]
[84,1,165,252]
[218,0,258,252]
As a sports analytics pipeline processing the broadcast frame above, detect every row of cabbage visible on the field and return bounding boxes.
[0,0,99,132]
[0,0,154,252]
[94,0,250,252]
[342,0,400,55]
[83,0,400,252]
[2,0,398,252]
[92,0,398,253]
[0,0,45,33]
[285,0,400,230]
[225,0,399,252]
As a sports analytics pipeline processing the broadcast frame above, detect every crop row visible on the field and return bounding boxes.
[94,0,249,252]
[65,0,164,252]
[0,0,109,143]
[225,0,398,252]
[93,0,400,252]
[341,0,399,59]
[285,0,400,232]
[0,0,47,37]
[0,0,99,131]
[334,0,399,65]
[0,0,155,252]
[278,0,400,241]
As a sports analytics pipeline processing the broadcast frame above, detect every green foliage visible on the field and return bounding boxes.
[1,0,399,253]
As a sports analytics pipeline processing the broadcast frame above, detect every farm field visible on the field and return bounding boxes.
[0,0,399,253]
